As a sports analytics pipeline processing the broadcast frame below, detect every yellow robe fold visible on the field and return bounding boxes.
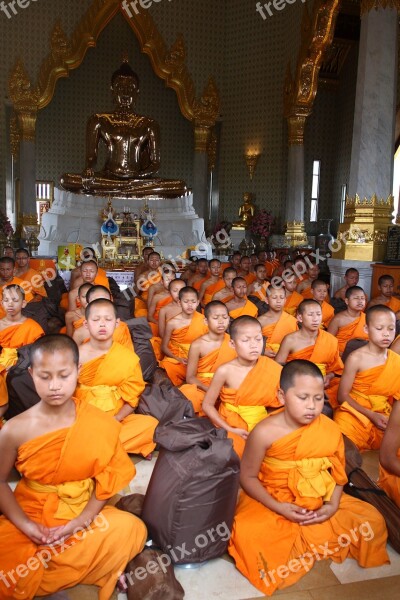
[228,414,388,595]
[334,349,400,451]
[77,320,134,352]
[261,312,297,353]
[203,280,225,306]
[321,300,334,329]
[76,342,157,456]
[283,290,304,317]
[219,356,282,457]
[0,319,44,375]
[0,397,147,599]
[179,334,237,412]
[336,313,368,354]
[159,311,208,386]
[229,298,258,319]
[17,267,47,298]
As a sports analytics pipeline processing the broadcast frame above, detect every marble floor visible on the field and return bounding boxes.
[9,451,399,599]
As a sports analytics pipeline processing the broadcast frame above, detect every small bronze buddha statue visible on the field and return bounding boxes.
[233,192,256,229]
[61,60,188,198]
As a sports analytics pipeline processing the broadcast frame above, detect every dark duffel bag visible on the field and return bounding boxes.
[125,318,158,382]
[141,418,240,565]
[5,345,40,419]
[137,381,195,424]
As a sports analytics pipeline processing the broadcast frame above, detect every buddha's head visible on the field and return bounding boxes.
[111,60,140,109]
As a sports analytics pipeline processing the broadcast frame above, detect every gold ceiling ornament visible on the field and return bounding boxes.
[10,113,20,159]
[361,0,400,14]
[8,59,40,141]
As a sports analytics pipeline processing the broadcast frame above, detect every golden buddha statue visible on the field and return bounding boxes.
[233,192,256,228]
[60,60,188,198]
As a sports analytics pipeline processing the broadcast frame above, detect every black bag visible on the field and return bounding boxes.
[125,318,158,382]
[141,418,240,565]
[5,345,40,419]
[137,381,195,424]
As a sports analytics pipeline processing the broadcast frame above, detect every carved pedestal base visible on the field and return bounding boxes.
[284,221,309,247]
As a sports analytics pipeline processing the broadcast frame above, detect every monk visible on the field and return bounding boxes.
[203,316,282,458]
[160,287,208,385]
[0,285,44,376]
[334,305,400,451]
[14,248,47,300]
[69,247,108,290]
[247,263,270,302]
[226,277,258,319]
[73,285,133,351]
[189,258,210,291]
[296,260,320,299]
[275,300,343,409]
[2,246,14,258]
[379,396,400,507]
[367,274,400,314]
[238,256,256,286]
[230,251,242,272]
[180,256,198,283]
[258,287,297,357]
[180,301,236,413]
[132,246,154,283]
[282,274,303,317]
[199,259,224,307]
[334,267,360,301]
[311,279,334,329]
[0,257,35,319]
[158,278,186,338]
[212,267,237,303]
[328,285,368,354]
[146,261,176,310]
[134,251,162,317]
[68,260,103,311]
[77,298,157,457]
[65,282,92,338]
[0,334,147,598]
[257,250,275,278]
[147,267,177,333]
[228,359,388,596]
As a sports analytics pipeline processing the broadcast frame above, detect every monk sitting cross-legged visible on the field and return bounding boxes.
[275,300,343,409]
[226,277,258,319]
[149,278,186,361]
[202,316,282,458]
[180,301,237,414]
[159,286,208,386]
[147,266,177,335]
[146,261,176,315]
[14,247,47,301]
[0,284,44,377]
[258,286,297,358]
[64,282,93,338]
[188,257,210,290]
[199,259,224,307]
[69,247,109,291]
[212,267,237,304]
[0,334,147,598]
[367,274,400,315]
[228,359,388,596]
[238,255,257,286]
[311,279,334,329]
[68,260,103,312]
[247,263,270,303]
[76,299,158,457]
[334,267,360,302]
[334,305,400,452]
[296,259,320,300]
[328,285,368,355]
[133,251,162,318]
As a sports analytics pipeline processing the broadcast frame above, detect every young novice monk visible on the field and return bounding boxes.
[76,298,157,457]
[226,277,258,319]
[379,392,400,507]
[258,286,297,357]
[160,287,208,385]
[311,279,334,329]
[180,301,237,413]
[228,359,388,596]
[158,279,186,338]
[65,282,93,338]
[275,300,343,409]
[296,260,320,299]
[212,267,236,303]
[328,285,368,355]
[334,267,360,301]
[188,257,210,290]
[199,259,224,307]
[0,334,147,598]
[203,316,282,458]
[334,305,400,451]
[367,274,400,314]
[0,257,35,318]
[247,263,270,302]
[282,275,303,317]
[0,284,44,376]
[68,260,101,311]
[147,267,177,333]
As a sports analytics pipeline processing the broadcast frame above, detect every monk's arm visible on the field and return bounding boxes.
[241,424,316,523]
[0,405,7,418]
[274,334,292,365]
[72,326,86,346]
[147,284,158,308]
[390,336,400,355]
[48,492,108,543]
[185,341,208,392]
[302,483,343,525]
[147,294,159,324]
[327,315,341,336]
[198,281,208,306]
[68,289,79,311]
[158,306,167,338]
[116,360,146,421]
[380,400,400,476]
[202,368,234,432]
[65,311,77,337]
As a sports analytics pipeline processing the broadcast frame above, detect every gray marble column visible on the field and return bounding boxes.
[348,6,398,199]
[192,150,209,220]
[19,139,36,215]
[286,143,305,221]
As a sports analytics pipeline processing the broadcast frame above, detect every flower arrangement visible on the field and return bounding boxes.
[250,209,275,238]
[0,209,14,238]
[211,220,232,249]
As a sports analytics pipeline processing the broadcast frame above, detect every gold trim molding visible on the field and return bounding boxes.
[287,115,307,145]
[361,0,400,15]
[284,221,309,247]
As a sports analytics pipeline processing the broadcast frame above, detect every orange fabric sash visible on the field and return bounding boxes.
[229,298,258,319]
[287,329,343,375]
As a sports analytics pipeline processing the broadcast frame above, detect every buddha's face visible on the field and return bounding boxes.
[112,76,139,109]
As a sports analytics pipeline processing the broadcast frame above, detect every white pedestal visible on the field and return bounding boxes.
[328,258,374,297]
[39,189,207,261]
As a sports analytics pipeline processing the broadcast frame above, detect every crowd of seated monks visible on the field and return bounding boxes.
[1,244,400,597]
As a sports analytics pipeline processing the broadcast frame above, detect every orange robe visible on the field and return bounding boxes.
[249,281,270,302]
[0,397,147,599]
[321,300,334,329]
[203,280,225,306]
[219,356,282,457]
[334,350,400,451]
[243,273,257,286]
[0,278,34,319]
[180,334,237,413]
[159,311,208,385]
[76,342,157,456]
[0,319,44,375]
[149,295,172,337]
[300,283,313,299]
[193,275,210,291]
[387,296,400,312]
[336,313,368,354]
[283,290,304,317]
[134,272,162,317]
[0,374,8,414]
[287,329,343,409]
[228,414,388,595]
[261,312,298,353]
[16,267,47,297]
[378,447,400,508]
[229,298,258,319]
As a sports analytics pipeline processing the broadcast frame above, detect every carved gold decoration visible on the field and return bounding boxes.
[287,115,307,145]
[9,114,20,159]
[208,128,217,172]
[193,78,220,127]
[244,152,261,181]
[194,125,211,153]
[361,0,400,15]
[335,194,394,261]
[8,60,40,141]
[284,221,309,247]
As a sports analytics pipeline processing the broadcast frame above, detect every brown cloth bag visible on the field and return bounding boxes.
[141,418,240,565]
[137,381,195,424]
